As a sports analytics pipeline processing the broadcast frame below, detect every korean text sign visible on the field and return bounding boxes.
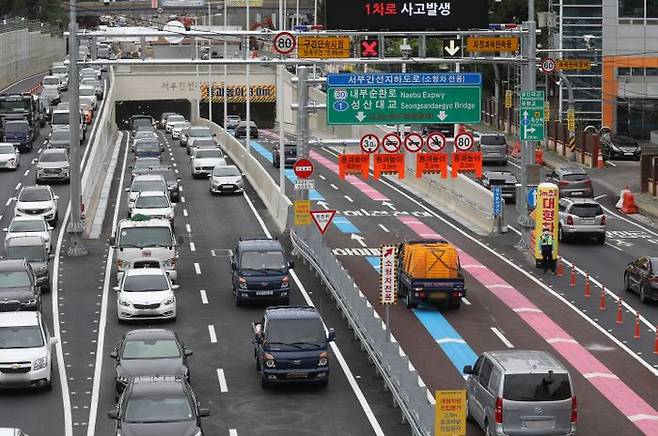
[435,390,466,436]
[379,244,398,305]
[532,182,559,261]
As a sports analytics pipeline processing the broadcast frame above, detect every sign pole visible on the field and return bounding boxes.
[385,304,390,342]
[297,66,309,203]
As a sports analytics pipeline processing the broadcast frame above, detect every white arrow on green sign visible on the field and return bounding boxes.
[519,90,545,141]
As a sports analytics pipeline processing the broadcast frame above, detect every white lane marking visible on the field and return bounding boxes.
[436,338,466,344]
[229,430,238,436]
[378,224,390,232]
[461,297,471,305]
[194,262,201,275]
[200,290,208,304]
[216,368,228,392]
[179,185,183,192]
[190,242,196,252]
[486,284,513,289]
[183,209,188,217]
[242,191,386,436]
[208,325,217,343]
[512,307,543,313]
[14,182,21,191]
[546,337,579,344]
[605,242,623,252]
[607,161,617,167]
[186,223,192,233]
[181,196,186,203]
[490,327,514,348]
[344,195,354,202]
[5,198,12,207]
[594,194,607,200]
[629,414,658,422]
[174,169,179,174]
[210,249,216,256]
[583,372,619,380]
[318,174,326,180]
[331,184,338,190]
[37,148,42,154]
[23,169,29,176]
[87,130,130,436]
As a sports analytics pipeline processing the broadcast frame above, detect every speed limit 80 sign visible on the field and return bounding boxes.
[273,32,296,55]
[454,132,475,152]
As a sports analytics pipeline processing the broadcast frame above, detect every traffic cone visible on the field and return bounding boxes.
[570,266,576,287]
[597,148,605,168]
[556,257,564,277]
[616,298,623,324]
[599,287,606,310]
[634,312,641,339]
[584,273,591,298]
[654,328,658,354]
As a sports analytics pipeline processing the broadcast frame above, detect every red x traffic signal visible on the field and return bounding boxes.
[360,39,379,57]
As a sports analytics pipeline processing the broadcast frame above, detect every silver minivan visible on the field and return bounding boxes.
[477,133,508,165]
[463,350,576,436]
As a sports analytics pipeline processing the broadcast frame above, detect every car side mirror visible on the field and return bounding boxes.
[49,336,59,346]
[54,195,59,200]
[113,286,120,291]
[327,328,335,342]
[184,348,193,357]
[107,410,118,420]
[2,228,7,232]
[109,350,118,359]
[49,254,55,260]
[48,226,54,231]
[172,284,180,290]
[288,260,295,270]
[463,365,473,375]
[199,408,211,417]
[108,236,116,246]
[230,260,237,271]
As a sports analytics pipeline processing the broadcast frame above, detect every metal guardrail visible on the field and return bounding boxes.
[0,17,62,36]
[290,222,435,436]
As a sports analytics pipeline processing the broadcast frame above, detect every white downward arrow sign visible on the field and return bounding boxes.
[437,111,448,121]
[444,40,461,56]
[355,111,366,122]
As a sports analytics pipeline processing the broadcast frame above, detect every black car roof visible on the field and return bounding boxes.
[125,328,177,341]
[266,305,320,320]
[129,377,188,397]
[237,239,283,251]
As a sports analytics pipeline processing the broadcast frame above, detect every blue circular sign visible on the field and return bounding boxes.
[527,187,537,208]
[333,100,349,112]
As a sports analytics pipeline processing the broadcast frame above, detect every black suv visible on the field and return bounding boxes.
[0,259,41,311]
[108,376,210,435]
[600,133,641,161]
[253,306,335,388]
[231,238,294,306]
[273,143,297,168]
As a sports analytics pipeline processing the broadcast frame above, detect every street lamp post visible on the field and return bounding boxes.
[207,2,212,123]
[223,0,228,129]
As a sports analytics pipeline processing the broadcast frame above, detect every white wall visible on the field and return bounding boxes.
[0,29,65,90]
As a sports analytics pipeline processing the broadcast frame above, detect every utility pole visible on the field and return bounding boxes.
[516,0,537,250]
[67,0,87,256]
[245,0,251,155]
[223,0,227,129]
[277,7,285,196]
[207,2,212,123]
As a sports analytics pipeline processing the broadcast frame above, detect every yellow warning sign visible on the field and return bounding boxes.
[504,89,513,109]
[567,108,576,132]
[544,100,550,122]
[466,37,519,53]
[297,36,351,59]
[294,200,311,226]
[435,390,467,436]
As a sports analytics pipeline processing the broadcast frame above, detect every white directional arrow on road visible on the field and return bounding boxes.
[316,200,330,210]
[437,111,448,121]
[351,233,367,247]
[444,40,461,56]
[381,201,397,211]
[355,111,367,122]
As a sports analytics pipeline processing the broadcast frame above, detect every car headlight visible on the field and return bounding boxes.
[318,351,328,367]
[162,296,175,306]
[163,257,176,267]
[264,353,276,368]
[238,277,247,289]
[25,298,37,306]
[281,275,289,288]
[117,260,131,269]
[118,298,131,307]
[192,430,202,436]
[33,356,48,371]
[116,374,129,385]
[611,144,620,151]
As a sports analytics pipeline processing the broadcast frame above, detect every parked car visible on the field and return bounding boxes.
[0,143,20,170]
[14,186,59,226]
[114,268,177,322]
[600,133,641,161]
[253,306,334,388]
[546,167,593,198]
[190,148,226,179]
[109,329,192,399]
[0,259,41,312]
[273,143,297,168]
[3,217,52,254]
[0,311,57,390]
[108,376,210,434]
[234,121,259,138]
[480,170,517,203]
[558,198,606,243]
[624,256,658,303]
[36,149,70,184]
[3,236,52,292]
[209,164,243,195]
[463,350,577,436]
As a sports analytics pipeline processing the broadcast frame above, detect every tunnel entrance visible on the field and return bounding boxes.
[199,102,276,129]
[115,100,191,128]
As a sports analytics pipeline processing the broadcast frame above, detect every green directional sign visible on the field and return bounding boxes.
[519,90,545,141]
[326,73,482,125]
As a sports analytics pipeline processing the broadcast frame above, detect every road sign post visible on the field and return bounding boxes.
[326,73,482,125]
[293,158,314,179]
[380,244,398,343]
[519,91,545,142]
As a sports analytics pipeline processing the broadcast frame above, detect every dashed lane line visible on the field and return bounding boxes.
[194,262,201,275]
[208,325,217,343]
[199,290,208,304]
[490,327,514,348]
[190,242,196,252]
[216,369,228,392]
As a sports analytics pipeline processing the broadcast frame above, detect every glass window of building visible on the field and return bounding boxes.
[619,0,644,17]
[649,0,658,17]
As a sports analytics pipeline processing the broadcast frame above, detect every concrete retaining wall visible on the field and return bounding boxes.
[0,29,65,91]
[198,118,291,232]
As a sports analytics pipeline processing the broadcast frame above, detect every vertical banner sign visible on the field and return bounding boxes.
[416,153,448,178]
[504,89,513,109]
[544,100,550,122]
[294,200,311,225]
[435,390,467,436]
[567,108,576,133]
[379,244,398,305]
[532,182,559,262]
[493,186,503,217]
[338,154,370,180]
[451,152,483,178]
[373,154,405,179]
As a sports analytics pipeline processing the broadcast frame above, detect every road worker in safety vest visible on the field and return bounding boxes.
[539,230,555,274]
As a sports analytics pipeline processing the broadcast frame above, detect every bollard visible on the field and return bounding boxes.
[556,257,564,277]
[570,266,576,287]
[616,298,623,324]
[584,274,591,298]
[599,287,606,310]
[634,312,641,339]
[654,327,658,354]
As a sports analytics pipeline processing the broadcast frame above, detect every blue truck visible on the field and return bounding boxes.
[3,119,34,152]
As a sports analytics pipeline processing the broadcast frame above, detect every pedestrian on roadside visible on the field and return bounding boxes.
[540,229,555,274]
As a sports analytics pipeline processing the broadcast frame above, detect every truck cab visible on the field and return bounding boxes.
[397,239,465,309]
[252,306,334,388]
[111,217,179,282]
[230,238,294,306]
[2,119,33,152]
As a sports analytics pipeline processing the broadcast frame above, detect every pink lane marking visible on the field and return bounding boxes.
[309,150,389,201]
[398,215,658,435]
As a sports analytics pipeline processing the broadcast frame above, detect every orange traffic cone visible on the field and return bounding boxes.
[599,287,606,310]
[597,148,605,168]
[570,266,576,288]
[556,257,564,277]
[616,298,623,324]
[634,312,641,339]
[584,274,591,298]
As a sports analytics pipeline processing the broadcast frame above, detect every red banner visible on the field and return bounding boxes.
[451,152,483,178]
[416,152,448,178]
[338,153,370,180]
[373,153,405,179]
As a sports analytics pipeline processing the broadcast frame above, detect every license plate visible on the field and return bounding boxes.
[256,290,273,296]
[624,152,634,156]
[571,191,583,196]
[142,250,152,257]
[287,372,308,379]
[221,184,234,189]
[524,420,553,429]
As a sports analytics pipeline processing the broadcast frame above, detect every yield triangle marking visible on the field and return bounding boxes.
[310,209,336,234]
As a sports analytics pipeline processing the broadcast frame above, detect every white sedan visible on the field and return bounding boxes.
[114,268,178,322]
[0,143,20,170]
[130,191,175,225]
[3,216,53,253]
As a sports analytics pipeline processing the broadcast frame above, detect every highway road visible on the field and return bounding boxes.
[0,70,109,434]
[242,128,658,435]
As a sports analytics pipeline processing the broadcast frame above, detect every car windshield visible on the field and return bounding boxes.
[0,270,31,288]
[50,130,70,142]
[40,152,67,163]
[52,66,67,75]
[196,150,222,159]
[9,220,46,232]
[135,132,157,140]
[124,396,193,424]
[240,250,286,271]
[118,227,173,248]
[503,373,571,401]
[52,113,69,125]
[132,118,152,129]
[0,145,14,154]
[6,245,45,262]
[189,128,212,137]
[122,339,181,359]
[0,326,43,349]
[135,142,160,151]
[613,135,638,146]
[123,274,169,292]
[571,203,603,217]
[19,189,51,202]
[4,122,26,133]
[133,181,165,192]
[228,115,240,121]
[480,135,506,145]
[562,173,588,182]
[43,77,59,86]
[135,195,169,209]
[265,318,326,344]
[79,87,94,96]
[167,115,185,123]
[192,139,215,147]
[213,166,239,177]
[0,99,30,112]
